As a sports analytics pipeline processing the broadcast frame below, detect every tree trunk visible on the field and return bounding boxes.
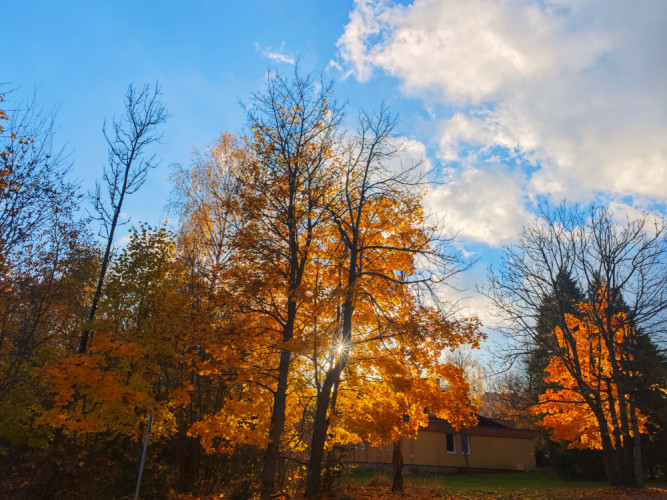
[631,405,643,487]
[596,400,637,487]
[462,432,470,471]
[601,450,620,486]
[261,349,292,498]
[392,440,404,493]
[304,366,340,498]
[178,433,197,494]
[305,265,356,498]
[79,201,121,353]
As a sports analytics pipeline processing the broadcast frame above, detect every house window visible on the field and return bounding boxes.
[460,434,470,455]
[446,433,455,453]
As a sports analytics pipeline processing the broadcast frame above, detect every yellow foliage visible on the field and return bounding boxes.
[40,227,200,443]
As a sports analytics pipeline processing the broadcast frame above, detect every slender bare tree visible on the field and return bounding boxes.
[79,83,168,353]
[0,89,74,283]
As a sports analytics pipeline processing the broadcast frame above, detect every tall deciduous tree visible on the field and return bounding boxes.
[487,203,667,487]
[304,106,477,497]
[237,69,343,497]
[80,83,167,354]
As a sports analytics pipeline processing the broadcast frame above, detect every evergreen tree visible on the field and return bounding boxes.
[527,268,583,402]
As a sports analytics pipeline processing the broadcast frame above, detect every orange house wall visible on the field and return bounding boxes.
[349,432,536,471]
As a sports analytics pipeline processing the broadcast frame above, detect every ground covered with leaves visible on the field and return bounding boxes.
[320,471,667,500]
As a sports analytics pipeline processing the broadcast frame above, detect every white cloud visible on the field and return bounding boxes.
[336,0,386,81]
[607,201,665,230]
[253,42,295,65]
[434,259,505,330]
[339,0,613,103]
[425,164,531,246]
[338,0,667,236]
[385,136,432,180]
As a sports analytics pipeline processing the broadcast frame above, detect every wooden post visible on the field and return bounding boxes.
[135,414,153,500]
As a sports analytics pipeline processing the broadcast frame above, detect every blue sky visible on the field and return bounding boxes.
[5,0,667,334]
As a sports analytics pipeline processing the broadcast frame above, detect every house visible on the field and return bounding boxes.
[348,415,538,472]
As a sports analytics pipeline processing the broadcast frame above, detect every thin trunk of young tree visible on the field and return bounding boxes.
[79,175,124,353]
[462,432,470,471]
[79,82,167,353]
[392,439,404,492]
[630,401,643,487]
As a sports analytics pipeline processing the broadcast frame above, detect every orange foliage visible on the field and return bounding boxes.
[533,290,647,450]
[182,127,485,460]
[40,227,200,442]
[330,305,481,448]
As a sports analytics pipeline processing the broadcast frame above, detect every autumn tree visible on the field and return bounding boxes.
[172,129,326,494]
[149,73,480,498]
[170,133,258,492]
[527,269,584,402]
[0,89,76,286]
[441,345,488,404]
[80,83,168,354]
[487,203,667,487]
[227,69,343,497]
[0,89,91,448]
[0,228,95,449]
[533,290,648,449]
[36,225,210,498]
[327,305,482,493]
[304,106,480,497]
[481,370,533,429]
[39,225,201,500]
[170,133,248,297]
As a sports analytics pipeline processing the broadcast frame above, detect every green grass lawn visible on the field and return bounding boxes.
[348,469,667,499]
